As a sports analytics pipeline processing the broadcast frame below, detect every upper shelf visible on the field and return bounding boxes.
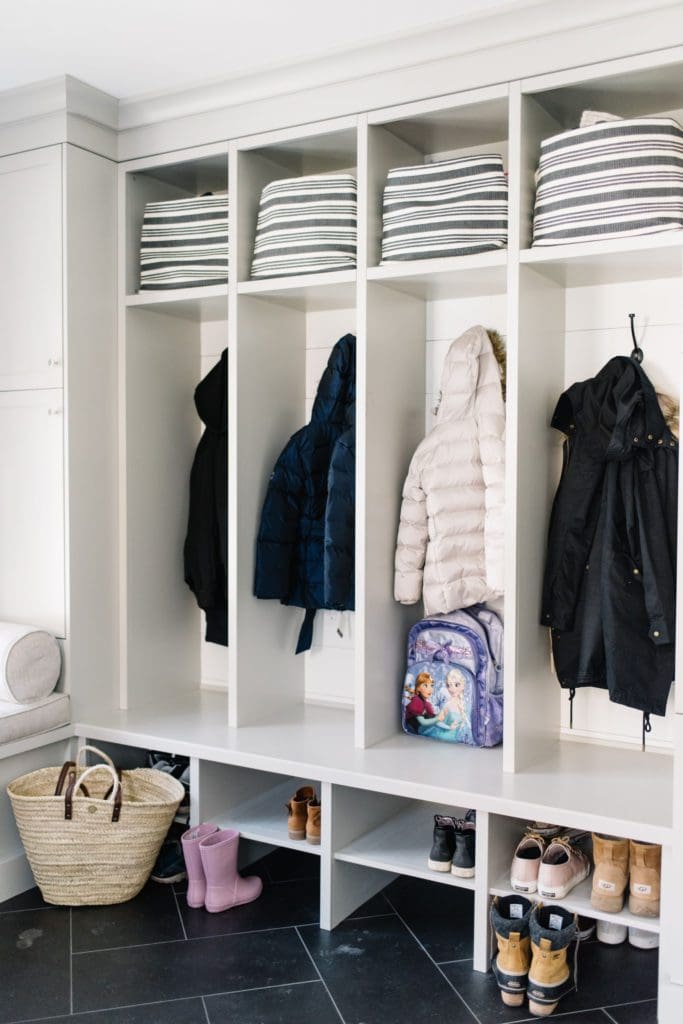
[237,269,357,310]
[368,250,507,299]
[520,231,683,286]
[125,284,228,322]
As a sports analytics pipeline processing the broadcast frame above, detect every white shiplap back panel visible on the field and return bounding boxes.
[560,278,682,750]
[305,307,357,706]
[304,296,508,708]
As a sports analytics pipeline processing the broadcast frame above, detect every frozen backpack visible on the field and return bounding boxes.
[401,606,503,747]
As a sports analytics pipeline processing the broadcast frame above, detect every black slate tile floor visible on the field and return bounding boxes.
[0,847,659,1024]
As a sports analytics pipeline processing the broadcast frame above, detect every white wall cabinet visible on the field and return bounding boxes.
[0,147,63,391]
[0,389,65,636]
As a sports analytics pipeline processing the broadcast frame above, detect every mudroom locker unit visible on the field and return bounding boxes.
[1,4,683,1020]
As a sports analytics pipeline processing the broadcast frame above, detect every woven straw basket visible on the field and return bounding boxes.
[7,745,184,906]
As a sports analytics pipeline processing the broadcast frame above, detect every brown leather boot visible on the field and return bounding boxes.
[286,785,315,840]
[591,833,629,913]
[306,796,321,845]
[629,840,661,917]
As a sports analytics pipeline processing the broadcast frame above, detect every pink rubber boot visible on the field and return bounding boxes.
[181,823,219,908]
[199,828,263,913]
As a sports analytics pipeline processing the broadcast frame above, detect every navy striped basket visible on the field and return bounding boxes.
[250,173,357,279]
[380,154,508,263]
[139,193,229,290]
[532,117,683,246]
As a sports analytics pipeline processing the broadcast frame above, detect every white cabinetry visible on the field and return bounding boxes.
[0,141,118,714]
[0,389,65,636]
[0,147,63,391]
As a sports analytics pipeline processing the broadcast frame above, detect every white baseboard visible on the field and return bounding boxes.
[0,849,35,903]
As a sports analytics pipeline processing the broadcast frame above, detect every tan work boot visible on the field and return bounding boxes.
[490,895,532,1007]
[527,904,578,1017]
[591,833,629,913]
[286,785,315,839]
[629,840,661,917]
[306,796,321,845]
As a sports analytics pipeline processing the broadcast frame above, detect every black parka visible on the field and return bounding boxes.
[184,350,227,645]
[254,334,356,652]
[541,356,678,718]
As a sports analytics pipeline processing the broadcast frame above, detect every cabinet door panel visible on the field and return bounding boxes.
[0,147,62,391]
[0,390,65,636]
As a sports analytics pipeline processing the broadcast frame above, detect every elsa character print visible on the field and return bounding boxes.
[424,667,474,743]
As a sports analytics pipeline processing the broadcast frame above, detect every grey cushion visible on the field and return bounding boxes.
[0,622,62,703]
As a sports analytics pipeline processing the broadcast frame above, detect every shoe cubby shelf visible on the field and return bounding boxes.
[335,801,475,890]
[212,777,322,856]
[489,871,661,934]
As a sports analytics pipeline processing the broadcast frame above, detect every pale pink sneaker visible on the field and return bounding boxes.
[537,837,591,900]
[510,833,546,894]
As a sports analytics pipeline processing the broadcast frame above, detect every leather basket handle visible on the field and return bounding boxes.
[64,763,122,823]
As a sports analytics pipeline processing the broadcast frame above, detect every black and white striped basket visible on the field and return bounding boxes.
[139,193,229,290]
[532,116,683,246]
[380,154,508,263]
[250,173,357,279]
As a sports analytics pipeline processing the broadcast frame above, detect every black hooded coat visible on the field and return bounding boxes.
[541,355,678,718]
[184,349,228,645]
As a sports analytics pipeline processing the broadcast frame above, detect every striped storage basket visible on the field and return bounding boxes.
[532,117,683,246]
[250,173,357,279]
[139,193,228,289]
[380,154,508,263]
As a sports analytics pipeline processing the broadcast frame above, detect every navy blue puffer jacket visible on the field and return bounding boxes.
[324,400,355,612]
[254,334,356,652]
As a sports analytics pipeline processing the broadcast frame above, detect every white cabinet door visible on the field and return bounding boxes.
[0,390,65,637]
[0,147,63,391]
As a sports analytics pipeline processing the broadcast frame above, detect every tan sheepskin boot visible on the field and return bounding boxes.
[286,785,315,839]
[629,840,661,917]
[591,833,629,913]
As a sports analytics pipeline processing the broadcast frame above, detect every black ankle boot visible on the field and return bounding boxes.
[428,815,456,872]
[452,818,476,877]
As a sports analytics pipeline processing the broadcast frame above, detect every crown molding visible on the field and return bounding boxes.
[117,0,682,132]
[0,74,118,159]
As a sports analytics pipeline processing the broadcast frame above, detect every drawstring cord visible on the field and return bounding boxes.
[568,689,576,729]
[642,713,652,751]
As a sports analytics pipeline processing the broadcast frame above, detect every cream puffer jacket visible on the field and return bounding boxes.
[394,325,505,615]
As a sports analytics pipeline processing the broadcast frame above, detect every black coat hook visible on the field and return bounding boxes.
[629,313,644,364]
